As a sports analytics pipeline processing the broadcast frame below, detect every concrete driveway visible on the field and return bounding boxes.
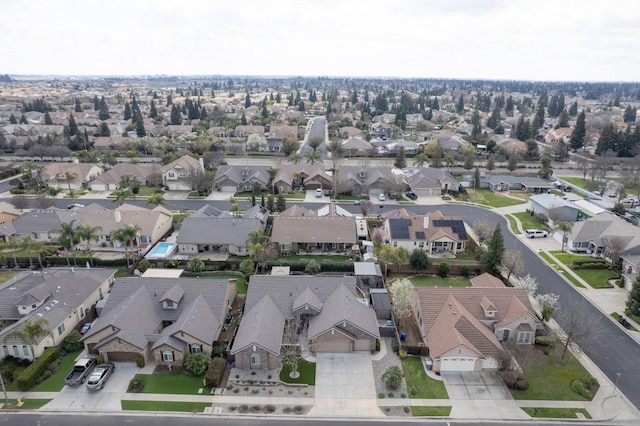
[441,371,528,419]
[42,362,138,411]
[309,352,383,417]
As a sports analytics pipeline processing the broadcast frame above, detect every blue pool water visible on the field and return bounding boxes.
[146,242,177,259]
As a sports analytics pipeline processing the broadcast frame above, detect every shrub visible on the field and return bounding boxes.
[535,332,558,346]
[264,405,276,413]
[186,258,205,273]
[375,339,380,351]
[128,379,144,392]
[573,258,607,266]
[96,353,105,365]
[183,352,211,376]
[437,262,450,278]
[15,347,59,391]
[387,392,394,398]
[584,376,599,387]
[572,380,592,399]
[381,365,404,389]
[398,350,407,359]
[137,259,151,273]
[135,355,145,368]
[204,357,227,388]
[239,259,254,277]
[460,264,470,278]
[515,379,529,390]
[63,330,84,352]
[390,339,399,353]
[378,392,385,398]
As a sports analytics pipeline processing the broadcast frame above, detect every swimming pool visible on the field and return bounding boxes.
[145,242,178,260]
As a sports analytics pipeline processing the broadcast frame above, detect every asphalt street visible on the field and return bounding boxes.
[299,116,327,159]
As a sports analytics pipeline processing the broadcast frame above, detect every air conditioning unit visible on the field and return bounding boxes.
[586,250,592,254]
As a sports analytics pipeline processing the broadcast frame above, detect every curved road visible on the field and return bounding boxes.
[2,195,639,410]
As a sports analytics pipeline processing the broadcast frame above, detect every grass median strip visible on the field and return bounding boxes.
[521,407,592,419]
[505,214,521,234]
[411,406,452,416]
[121,400,211,412]
[1,399,52,410]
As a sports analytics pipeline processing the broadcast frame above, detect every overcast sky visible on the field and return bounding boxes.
[1,0,638,82]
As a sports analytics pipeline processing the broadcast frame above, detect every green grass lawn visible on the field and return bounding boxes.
[271,254,351,262]
[451,251,476,261]
[280,359,316,385]
[539,252,585,288]
[510,349,592,401]
[410,276,471,287]
[132,372,205,394]
[521,407,592,419]
[401,357,448,399]
[1,399,52,410]
[505,214,521,234]
[31,350,82,392]
[467,189,526,208]
[411,406,452,416]
[513,212,550,231]
[121,400,210,412]
[551,251,616,288]
[558,176,593,191]
[0,270,20,284]
[197,273,248,294]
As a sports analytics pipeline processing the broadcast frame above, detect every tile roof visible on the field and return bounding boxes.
[230,294,285,355]
[470,273,505,288]
[176,217,262,246]
[292,287,322,314]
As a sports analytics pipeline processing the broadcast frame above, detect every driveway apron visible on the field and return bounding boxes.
[41,362,138,411]
[309,352,383,417]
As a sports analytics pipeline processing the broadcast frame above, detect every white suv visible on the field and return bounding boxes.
[525,229,548,238]
[378,193,386,201]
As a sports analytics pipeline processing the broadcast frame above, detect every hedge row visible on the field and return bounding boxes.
[265,260,355,272]
[204,357,227,388]
[45,256,128,267]
[573,258,607,266]
[571,380,592,399]
[15,346,59,391]
[573,262,610,270]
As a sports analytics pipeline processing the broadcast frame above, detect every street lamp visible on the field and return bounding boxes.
[613,373,622,396]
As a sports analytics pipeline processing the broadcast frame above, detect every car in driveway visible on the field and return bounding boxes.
[86,362,115,391]
[80,322,92,335]
[315,188,323,197]
[525,229,548,238]
[405,191,418,200]
[378,193,386,201]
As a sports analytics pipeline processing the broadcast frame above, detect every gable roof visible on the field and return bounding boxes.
[470,273,505,288]
[161,155,202,174]
[569,212,640,252]
[177,217,262,246]
[292,287,322,314]
[157,295,219,349]
[230,294,285,355]
[385,209,467,242]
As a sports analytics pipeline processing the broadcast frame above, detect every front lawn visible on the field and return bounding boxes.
[558,176,594,192]
[401,357,448,399]
[510,348,593,401]
[121,400,210,412]
[467,189,526,208]
[131,372,205,394]
[521,407,592,419]
[31,350,83,392]
[611,312,638,331]
[538,252,585,288]
[1,399,52,410]
[410,276,471,287]
[513,212,550,231]
[551,251,616,288]
[411,406,452,416]
[280,359,316,385]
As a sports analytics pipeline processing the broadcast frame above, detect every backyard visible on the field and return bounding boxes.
[410,276,471,287]
[467,189,527,208]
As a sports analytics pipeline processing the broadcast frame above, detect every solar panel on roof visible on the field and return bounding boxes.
[389,218,411,239]
[433,219,468,240]
[415,231,425,239]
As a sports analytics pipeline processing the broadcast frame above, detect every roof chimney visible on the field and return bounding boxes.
[423,217,429,228]
[115,210,121,223]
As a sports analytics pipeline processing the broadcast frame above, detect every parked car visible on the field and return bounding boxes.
[323,189,331,196]
[378,193,386,201]
[525,229,548,238]
[608,192,618,198]
[387,193,396,200]
[315,188,323,197]
[405,191,418,200]
[65,357,97,386]
[86,362,115,391]
[622,198,639,207]
[80,322,93,335]
[353,199,362,205]
[67,203,85,209]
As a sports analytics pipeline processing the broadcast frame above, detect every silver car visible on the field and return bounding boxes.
[85,362,115,391]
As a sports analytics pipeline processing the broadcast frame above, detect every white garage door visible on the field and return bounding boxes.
[440,357,476,372]
[221,186,237,193]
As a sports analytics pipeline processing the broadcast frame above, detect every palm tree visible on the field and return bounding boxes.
[51,220,79,266]
[304,150,321,165]
[45,186,62,200]
[111,225,141,267]
[288,153,302,164]
[413,152,430,168]
[555,221,574,252]
[63,171,79,193]
[3,318,52,359]
[75,224,103,266]
[119,174,134,190]
[19,235,42,269]
[111,188,131,206]
[22,161,42,188]
[146,193,168,207]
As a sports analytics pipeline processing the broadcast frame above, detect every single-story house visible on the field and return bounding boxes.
[82,277,236,365]
[41,162,104,190]
[230,275,379,369]
[1,268,116,360]
[406,168,460,197]
[480,175,553,193]
[566,212,640,262]
[0,207,85,243]
[412,286,538,372]
[335,166,408,196]
[89,163,159,191]
[0,201,22,225]
[621,255,640,292]
[529,194,580,223]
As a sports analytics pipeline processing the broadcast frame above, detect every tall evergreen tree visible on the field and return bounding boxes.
[531,103,545,133]
[244,92,251,108]
[98,96,110,121]
[486,105,501,129]
[595,123,619,155]
[123,102,132,121]
[9,114,17,124]
[68,114,78,136]
[149,99,157,118]
[44,111,53,125]
[556,109,569,128]
[568,101,578,116]
[74,98,82,113]
[482,226,505,274]
[98,122,111,137]
[471,109,482,139]
[456,94,464,113]
[20,114,28,124]
[623,105,637,123]
[93,95,100,111]
[166,92,173,107]
[394,146,406,169]
[170,104,181,125]
[569,110,586,151]
[505,96,514,116]
[135,114,146,137]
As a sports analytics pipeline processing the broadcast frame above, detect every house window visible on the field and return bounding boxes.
[162,351,174,362]
[168,172,175,178]
[250,353,260,367]
[237,246,246,253]
[191,344,202,354]
[178,172,187,178]
[419,242,424,248]
[497,329,509,341]
[57,324,65,335]
[457,242,462,249]
[139,235,149,244]
[2,346,8,357]
[12,346,19,357]
[244,184,252,191]
[280,244,292,251]
[517,331,532,344]
[166,300,174,308]
[31,304,37,309]
[22,346,29,357]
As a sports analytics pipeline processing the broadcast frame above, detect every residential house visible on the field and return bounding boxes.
[370,122,394,139]
[79,203,173,252]
[385,140,420,156]
[338,126,363,139]
[479,175,553,193]
[270,204,357,254]
[566,212,640,262]
[544,128,573,143]
[93,136,125,152]
[162,155,204,191]
[82,277,236,365]
[230,275,379,369]
[0,268,116,360]
[0,207,86,243]
[382,209,468,255]
[213,164,332,194]
[0,201,22,225]
[406,168,460,197]
[266,125,299,153]
[40,162,104,190]
[234,125,265,137]
[621,255,640,292]
[412,286,538,372]
[529,194,580,223]
[176,205,267,257]
[89,163,159,191]
[341,137,372,157]
[272,165,332,192]
[335,166,408,196]
[213,165,270,193]
[470,272,506,288]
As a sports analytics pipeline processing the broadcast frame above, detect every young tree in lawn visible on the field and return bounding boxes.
[389,278,414,329]
[472,219,495,246]
[3,318,52,359]
[281,317,306,379]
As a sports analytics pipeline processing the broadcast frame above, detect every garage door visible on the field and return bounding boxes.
[354,339,371,351]
[440,357,476,372]
[106,352,139,362]
[221,186,237,193]
[317,340,351,353]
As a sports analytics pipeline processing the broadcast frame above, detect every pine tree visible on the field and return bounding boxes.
[505,96,514,116]
[569,110,586,151]
[149,100,157,118]
[244,92,251,108]
[20,114,28,124]
[93,95,100,111]
[595,124,619,155]
[166,93,173,107]
[99,122,111,137]
[623,105,637,123]
[568,101,578,116]
[68,114,78,136]
[507,151,518,171]
[9,114,17,124]
[44,111,53,125]
[99,96,110,121]
[486,106,501,129]
[394,146,406,169]
[626,275,640,317]
[471,109,482,139]
[74,98,82,113]
[456,94,464,113]
[170,104,181,125]
[135,114,146,137]
[531,103,545,133]
[557,109,569,128]
[123,102,132,121]
[482,226,505,274]
[241,112,247,125]
[261,104,268,118]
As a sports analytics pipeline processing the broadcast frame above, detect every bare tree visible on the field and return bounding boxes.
[187,168,213,195]
[472,219,495,245]
[576,157,590,181]
[389,278,414,329]
[281,317,306,379]
[557,299,604,364]
[502,248,525,280]
[360,200,374,216]
[605,236,627,264]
